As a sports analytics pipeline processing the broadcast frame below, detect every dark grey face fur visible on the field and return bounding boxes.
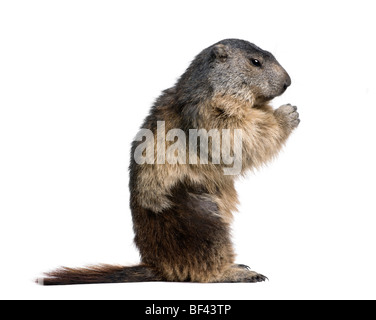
[209,39,291,104]
[176,39,291,107]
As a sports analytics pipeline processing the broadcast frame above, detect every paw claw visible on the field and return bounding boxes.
[245,271,268,283]
[235,264,251,270]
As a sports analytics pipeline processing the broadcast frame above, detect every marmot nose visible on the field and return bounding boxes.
[283,75,292,90]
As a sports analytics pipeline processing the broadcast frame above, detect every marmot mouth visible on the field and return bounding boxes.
[261,86,288,102]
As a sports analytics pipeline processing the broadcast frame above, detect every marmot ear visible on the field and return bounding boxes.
[211,44,228,62]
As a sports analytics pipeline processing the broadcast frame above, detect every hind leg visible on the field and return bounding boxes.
[132,185,239,282]
[132,183,267,283]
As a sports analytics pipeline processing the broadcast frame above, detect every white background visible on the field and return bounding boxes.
[1,0,375,300]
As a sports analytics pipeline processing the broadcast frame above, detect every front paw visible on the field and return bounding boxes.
[274,104,300,130]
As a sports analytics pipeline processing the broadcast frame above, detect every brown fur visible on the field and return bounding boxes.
[38,39,299,285]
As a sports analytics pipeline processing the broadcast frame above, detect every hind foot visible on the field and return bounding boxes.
[216,264,268,283]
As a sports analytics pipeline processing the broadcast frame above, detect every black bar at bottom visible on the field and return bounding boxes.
[130,300,256,319]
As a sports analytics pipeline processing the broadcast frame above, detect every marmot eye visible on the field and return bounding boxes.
[250,58,262,67]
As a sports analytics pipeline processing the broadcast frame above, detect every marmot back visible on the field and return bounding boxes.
[39,39,299,285]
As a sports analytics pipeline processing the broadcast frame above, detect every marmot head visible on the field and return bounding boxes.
[209,39,291,105]
[177,39,291,107]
